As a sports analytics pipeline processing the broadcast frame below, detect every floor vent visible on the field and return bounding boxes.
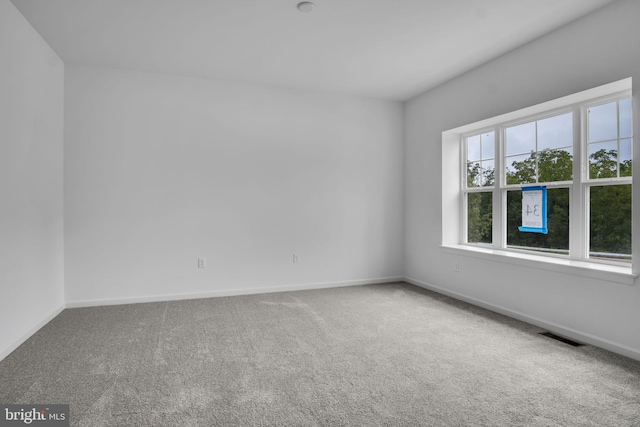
[539,331,585,347]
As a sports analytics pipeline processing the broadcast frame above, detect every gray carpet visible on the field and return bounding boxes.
[1,282,639,426]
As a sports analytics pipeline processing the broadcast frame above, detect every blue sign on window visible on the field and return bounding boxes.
[519,186,548,234]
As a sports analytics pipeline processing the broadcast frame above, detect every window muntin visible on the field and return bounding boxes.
[462,91,632,266]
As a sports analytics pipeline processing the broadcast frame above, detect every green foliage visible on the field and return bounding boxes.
[589,149,617,179]
[537,149,573,182]
[590,185,632,257]
[467,192,492,244]
[467,162,494,188]
[506,149,573,184]
[467,162,480,188]
[506,155,536,185]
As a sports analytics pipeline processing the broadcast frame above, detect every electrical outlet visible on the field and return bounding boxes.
[198,257,206,268]
[454,263,459,273]
[293,253,300,263]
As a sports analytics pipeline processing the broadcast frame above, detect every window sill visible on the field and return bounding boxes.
[441,244,636,285]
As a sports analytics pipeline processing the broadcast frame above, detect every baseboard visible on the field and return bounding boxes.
[65,276,405,308]
[0,304,65,362]
[404,276,640,362]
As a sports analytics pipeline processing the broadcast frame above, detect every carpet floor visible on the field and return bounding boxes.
[1,282,639,426]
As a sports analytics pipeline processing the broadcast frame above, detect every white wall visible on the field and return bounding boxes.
[64,65,404,305]
[404,0,640,360]
[0,0,65,359]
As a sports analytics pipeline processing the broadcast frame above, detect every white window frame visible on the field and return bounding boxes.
[442,78,636,285]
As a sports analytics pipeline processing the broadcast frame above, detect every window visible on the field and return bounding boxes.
[587,97,633,262]
[465,132,494,244]
[460,86,632,266]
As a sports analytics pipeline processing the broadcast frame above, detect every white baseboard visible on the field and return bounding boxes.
[404,276,640,362]
[0,304,65,362]
[65,276,405,308]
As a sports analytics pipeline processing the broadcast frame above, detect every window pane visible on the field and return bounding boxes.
[620,138,632,177]
[619,98,632,139]
[506,153,536,185]
[467,162,481,187]
[506,188,569,255]
[538,112,573,150]
[467,135,481,162]
[590,185,631,262]
[481,159,495,186]
[537,148,573,183]
[468,159,495,188]
[481,132,495,159]
[589,141,618,179]
[506,122,536,156]
[467,192,492,244]
[588,101,617,142]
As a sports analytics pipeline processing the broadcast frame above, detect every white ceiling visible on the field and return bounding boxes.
[11,0,616,101]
